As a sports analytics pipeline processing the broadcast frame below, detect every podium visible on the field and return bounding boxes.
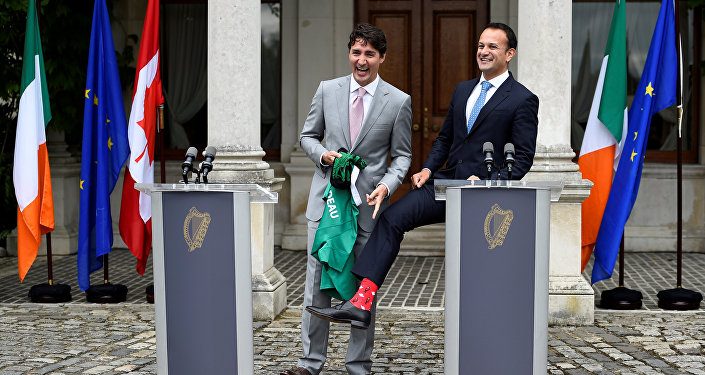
[136,183,277,375]
[436,180,556,375]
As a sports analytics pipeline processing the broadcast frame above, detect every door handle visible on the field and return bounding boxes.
[412,123,420,132]
[432,123,440,132]
[423,118,429,139]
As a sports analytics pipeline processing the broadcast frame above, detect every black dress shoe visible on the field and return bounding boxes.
[306,301,371,329]
[280,367,312,375]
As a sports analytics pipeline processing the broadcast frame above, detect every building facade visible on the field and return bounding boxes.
[8,0,704,324]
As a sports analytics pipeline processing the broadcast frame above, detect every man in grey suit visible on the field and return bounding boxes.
[281,24,412,375]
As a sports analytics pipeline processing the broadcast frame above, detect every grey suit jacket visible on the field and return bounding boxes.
[300,75,412,232]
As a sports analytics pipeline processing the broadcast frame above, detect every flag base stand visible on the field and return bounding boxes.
[599,286,643,310]
[29,283,72,303]
[146,284,154,304]
[657,288,702,310]
[85,283,128,303]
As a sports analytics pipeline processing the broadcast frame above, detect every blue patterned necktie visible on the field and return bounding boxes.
[467,81,492,134]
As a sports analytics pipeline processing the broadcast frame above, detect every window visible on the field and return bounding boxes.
[261,1,282,161]
[571,1,701,163]
[159,1,208,159]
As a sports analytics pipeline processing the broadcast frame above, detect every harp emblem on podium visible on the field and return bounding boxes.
[184,207,212,252]
[484,203,514,249]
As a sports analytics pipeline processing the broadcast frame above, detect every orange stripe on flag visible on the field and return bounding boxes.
[579,145,615,272]
[17,143,54,281]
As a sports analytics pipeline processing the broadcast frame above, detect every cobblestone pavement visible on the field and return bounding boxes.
[0,249,704,374]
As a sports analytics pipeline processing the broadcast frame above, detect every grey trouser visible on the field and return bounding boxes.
[297,220,376,375]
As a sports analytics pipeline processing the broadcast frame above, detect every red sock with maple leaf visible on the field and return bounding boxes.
[349,278,378,311]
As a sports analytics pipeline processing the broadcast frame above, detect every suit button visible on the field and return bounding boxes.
[458,160,463,164]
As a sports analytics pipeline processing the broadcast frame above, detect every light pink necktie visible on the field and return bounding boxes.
[350,87,366,145]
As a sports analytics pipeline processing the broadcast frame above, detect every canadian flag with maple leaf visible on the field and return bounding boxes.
[120,0,163,275]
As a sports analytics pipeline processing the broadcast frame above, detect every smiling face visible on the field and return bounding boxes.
[349,39,386,86]
[476,27,516,80]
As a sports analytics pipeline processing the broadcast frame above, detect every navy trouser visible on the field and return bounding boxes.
[351,182,446,286]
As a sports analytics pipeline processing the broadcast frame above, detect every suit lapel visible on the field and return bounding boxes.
[468,74,514,136]
[458,78,478,132]
[336,76,352,149]
[352,79,390,151]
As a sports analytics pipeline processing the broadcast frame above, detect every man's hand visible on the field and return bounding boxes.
[411,169,431,189]
[467,175,480,181]
[366,184,388,220]
[322,150,342,166]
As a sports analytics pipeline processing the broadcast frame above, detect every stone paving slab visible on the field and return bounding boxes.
[1,304,705,374]
[2,249,704,312]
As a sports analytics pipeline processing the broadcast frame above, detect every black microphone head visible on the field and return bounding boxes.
[483,142,494,154]
[204,146,216,159]
[185,146,198,158]
[504,143,515,155]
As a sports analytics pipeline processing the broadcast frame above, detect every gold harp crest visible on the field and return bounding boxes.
[484,203,514,250]
[184,207,212,252]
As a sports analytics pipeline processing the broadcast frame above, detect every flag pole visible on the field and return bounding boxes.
[600,234,642,309]
[29,232,72,302]
[657,0,702,310]
[23,1,70,304]
[145,103,165,304]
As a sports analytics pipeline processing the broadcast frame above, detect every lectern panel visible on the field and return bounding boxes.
[458,188,537,373]
[162,191,237,374]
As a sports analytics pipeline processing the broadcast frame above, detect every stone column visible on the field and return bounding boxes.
[282,0,353,250]
[207,0,286,321]
[7,129,80,257]
[517,0,595,325]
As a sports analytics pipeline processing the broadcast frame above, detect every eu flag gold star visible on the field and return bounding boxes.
[94,94,98,105]
[631,149,637,162]
[80,180,84,190]
[645,82,654,97]
[633,131,638,141]
[108,137,113,150]
[85,89,90,99]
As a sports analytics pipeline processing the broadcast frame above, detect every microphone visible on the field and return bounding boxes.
[200,146,216,183]
[182,147,198,183]
[483,142,495,178]
[504,143,515,180]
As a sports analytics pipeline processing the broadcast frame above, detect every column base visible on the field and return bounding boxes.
[282,223,307,251]
[252,266,288,321]
[548,275,595,326]
[6,224,79,256]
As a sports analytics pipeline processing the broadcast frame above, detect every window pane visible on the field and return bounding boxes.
[161,3,208,152]
[571,1,696,155]
[261,3,281,156]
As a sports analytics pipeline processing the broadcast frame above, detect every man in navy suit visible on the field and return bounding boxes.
[307,22,539,328]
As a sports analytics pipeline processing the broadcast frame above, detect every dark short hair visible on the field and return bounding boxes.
[484,22,517,50]
[348,23,387,56]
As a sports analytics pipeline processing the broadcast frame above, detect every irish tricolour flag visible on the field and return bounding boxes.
[13,0,55,281]
[578,0,627,272]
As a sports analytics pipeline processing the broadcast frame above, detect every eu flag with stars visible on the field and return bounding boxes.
[78,0,129,291]
[591,0,677,284]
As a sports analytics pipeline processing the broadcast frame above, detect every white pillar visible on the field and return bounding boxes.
[517,0,595,325]
[207,0,286,321]
[282,0,353,250]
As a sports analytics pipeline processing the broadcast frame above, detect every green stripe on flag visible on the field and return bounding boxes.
[597,0,626,143]
[20,0,51,127]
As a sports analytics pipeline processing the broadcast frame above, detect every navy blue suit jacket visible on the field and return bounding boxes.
[422,72,539,180]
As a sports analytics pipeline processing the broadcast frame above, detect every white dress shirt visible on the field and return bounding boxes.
[464,70,509,124]
[349,74,380,121]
